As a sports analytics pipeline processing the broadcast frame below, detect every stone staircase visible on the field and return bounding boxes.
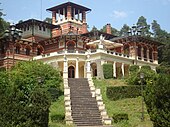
[68,78,103,126]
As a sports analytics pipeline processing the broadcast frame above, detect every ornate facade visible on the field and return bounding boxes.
[0,2,159,79]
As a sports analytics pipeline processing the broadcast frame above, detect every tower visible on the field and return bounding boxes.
[47,2,91,37]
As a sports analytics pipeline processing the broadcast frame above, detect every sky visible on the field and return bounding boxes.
[1,0,170,32]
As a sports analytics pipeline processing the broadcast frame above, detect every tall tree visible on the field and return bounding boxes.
[0,3,9,37]
[151,20,170,65]
[119,24,130,36]
[136,16,151,36]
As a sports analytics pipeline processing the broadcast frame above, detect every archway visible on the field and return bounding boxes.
[68,66,75,78]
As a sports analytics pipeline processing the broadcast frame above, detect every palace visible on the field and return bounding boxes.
[0,2,161,126]
[0,2,159,79]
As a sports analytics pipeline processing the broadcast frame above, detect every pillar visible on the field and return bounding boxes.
[86,54,92,79]
[82,11,86,23]
[73,8,76,19]
[82,23,88,34]
[121,63,125,78]
[52,11,56,24]
[141,47,144,60]
[58,10,61,22]
[96,60,104,79]
[113,62,116,78]
[63,8,66,20]
[63,55,68,79]
[75,57,79,78]
[78,10,80,20]
[147,49,150,62]
[67,5,72,20]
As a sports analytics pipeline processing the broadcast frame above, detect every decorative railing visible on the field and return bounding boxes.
[34,49,157,64]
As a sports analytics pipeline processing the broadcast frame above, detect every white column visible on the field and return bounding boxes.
[121,63,125,78]
[86,54,92,79]
[63,8,65,20]
[113,62,116,78]
[147,50,150,62]
[63,55,68,79]
[58,10,61,22]
[75,57,79,78]
[73,8,75,19]
[78,10,80,20]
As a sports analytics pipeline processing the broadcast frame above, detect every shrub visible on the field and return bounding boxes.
[51,114,65,122]
[112,113,129,123]
[107,86,141,101]
[156,65,170,75]
[129,65,139,74]
[144,74,170,127]
[141,65,151,70]
[103,63,113,79]
[127,66,157,85]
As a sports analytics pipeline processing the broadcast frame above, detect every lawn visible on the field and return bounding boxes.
[93,79,153,127]
[48,79,153,127]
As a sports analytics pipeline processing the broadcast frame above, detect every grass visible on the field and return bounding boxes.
[93,79,153,127]
[48,79,153,127]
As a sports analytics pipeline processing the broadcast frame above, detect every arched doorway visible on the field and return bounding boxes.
[68,66,75,78]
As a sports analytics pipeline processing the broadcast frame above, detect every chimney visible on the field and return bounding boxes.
[106,23,111,34]
[82,23,88,34]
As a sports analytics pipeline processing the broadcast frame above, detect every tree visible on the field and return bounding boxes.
[90,25,98,32]
[136,16,152,36]
[0,3,10,37]
[0,61,63,127]
[144,74,170,127]
[44,17,52,24]
[151,20,170,65]
[119,24,130,36]
[100,25,119,36]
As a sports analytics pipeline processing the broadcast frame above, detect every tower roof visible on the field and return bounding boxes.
[47,2,91,14]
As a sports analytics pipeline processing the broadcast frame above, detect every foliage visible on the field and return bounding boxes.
[51,114,65,122]
[103,63,113,79]
[112,113,129,123]
[136,16,152,37]
[127,65,157,85]
[141,65,151,71]
[107,86,141,101]
[44,17,52,24]
[144,74,170,127]
[119,24,130,36]
[93,79,153,127]
[129,65,139,74]
[0,61,63,127]
[156,65,170,75]
[100,25,119,36]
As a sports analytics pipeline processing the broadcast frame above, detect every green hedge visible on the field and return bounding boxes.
[156,66,170,75]
[141,65,151,70]
[103,63,113,79]
[112,113,129,123]
[107,86,142,101]
[51,114,65,122]
[129,65,139,74]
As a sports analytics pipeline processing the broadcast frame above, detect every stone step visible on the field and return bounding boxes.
[68,78,103,126]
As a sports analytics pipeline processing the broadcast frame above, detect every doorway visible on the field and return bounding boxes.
[68,66,75,78]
